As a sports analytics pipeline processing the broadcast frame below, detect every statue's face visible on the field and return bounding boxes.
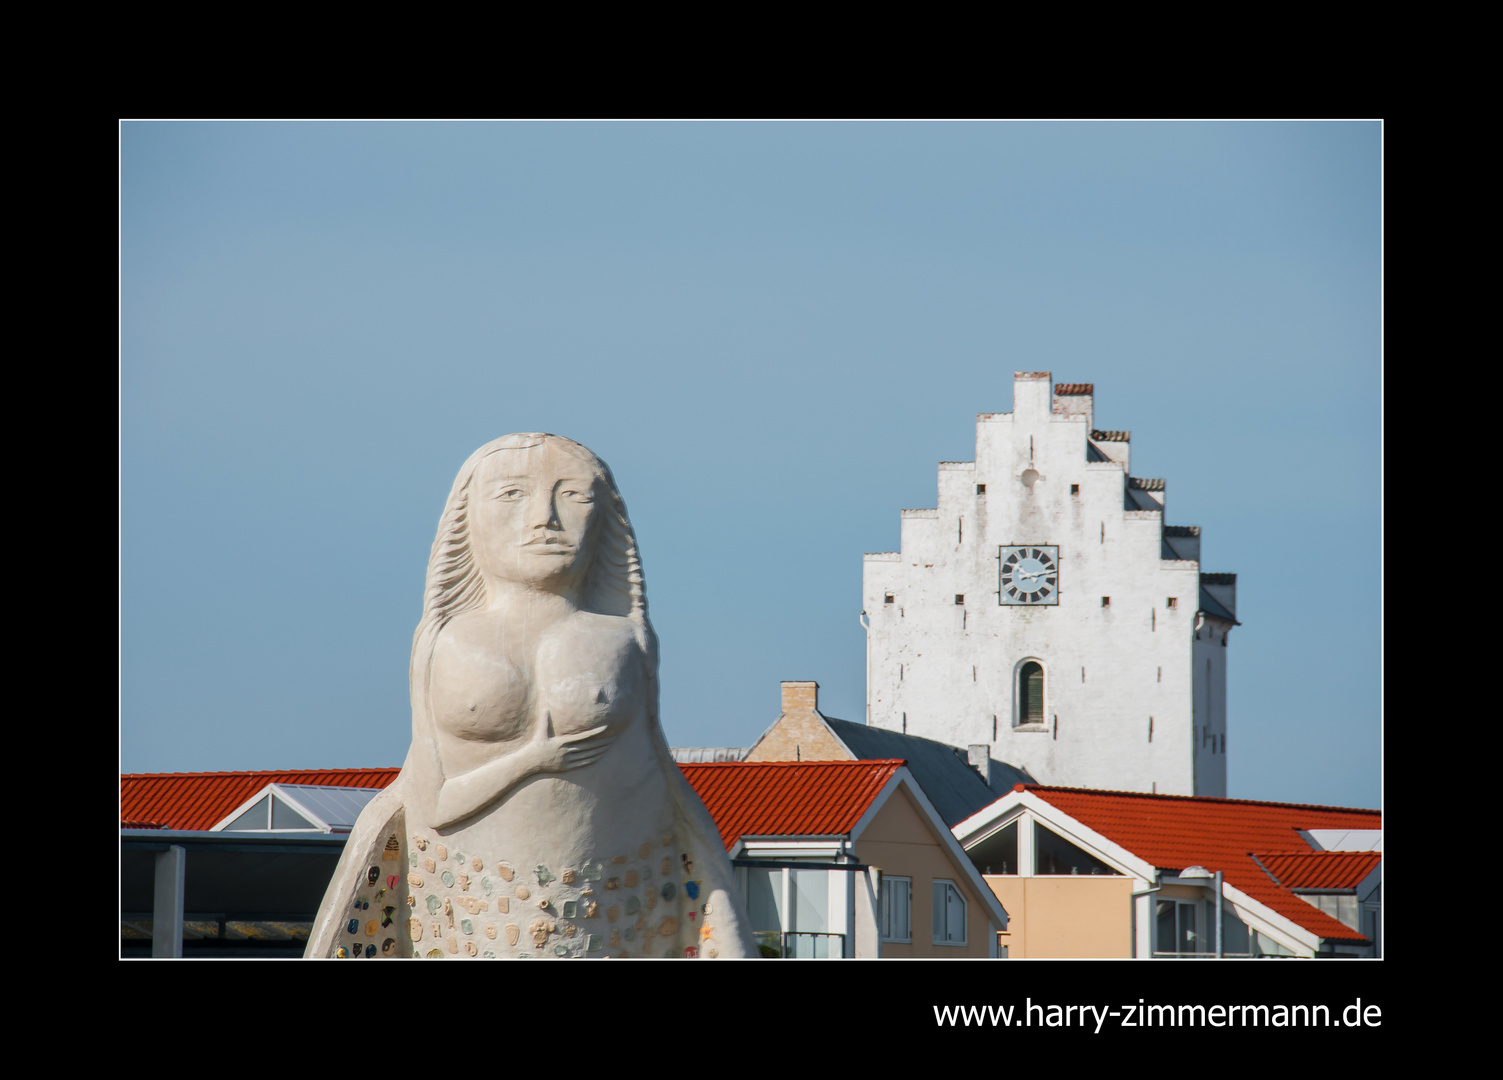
[470,441,604,591]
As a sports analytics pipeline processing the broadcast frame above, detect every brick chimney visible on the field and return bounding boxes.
[781,681,819,714]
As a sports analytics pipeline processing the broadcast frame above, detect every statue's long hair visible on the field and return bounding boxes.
[409,434,654,770]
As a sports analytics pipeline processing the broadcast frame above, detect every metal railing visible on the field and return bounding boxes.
[754,931,845,958]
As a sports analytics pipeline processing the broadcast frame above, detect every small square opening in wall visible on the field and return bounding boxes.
[1166,597,1177,609]
[955,594,965,605]
[884,594,894,605]
[976,484,986,495]
[1101,596,1111,607]
[1070,484,1079,495]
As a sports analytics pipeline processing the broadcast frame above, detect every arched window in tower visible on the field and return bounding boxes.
[1019,661,1045,725]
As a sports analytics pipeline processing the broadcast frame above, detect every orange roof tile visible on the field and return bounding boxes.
[1255,851,1381,891]
[120,768,400,831]
[1021,785,1380,943]
[679,760,905,850]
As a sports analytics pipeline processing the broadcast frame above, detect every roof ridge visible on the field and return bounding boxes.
[121,766,401,779]
[1019,784,1379,816]
[681,758,906,768]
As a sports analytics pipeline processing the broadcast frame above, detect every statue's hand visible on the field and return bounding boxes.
[530,713,615,774]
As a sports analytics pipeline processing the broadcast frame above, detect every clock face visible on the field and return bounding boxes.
[999,545,1059,605]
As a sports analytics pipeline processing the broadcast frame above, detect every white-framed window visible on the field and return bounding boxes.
[1013,658,1046,727]
[932,880,967,945]
[881,876,911,942]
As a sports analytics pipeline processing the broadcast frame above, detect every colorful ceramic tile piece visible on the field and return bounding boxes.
[700,923,715,941]
[335,946,349,958]
[436,844,448,861]
[583,862,602,881]
[461,896,488,915]
[684,880,701,900]
[707,948,718,958]
[356,895,369,910]
[658,916,679,937]
[561,868,577,885]
[638,841,653,859]
[366,920,379,937]
[535,865,555,886]
[554,943,570,956]
[684,946,699,958]
[702,901,713,915]
[609,929,621,948]
[466,942,479,956]
[441,869,456,888]
[624,896,640,915]
[472,856,484,872]
[562,900,578,919]
[387,874,400,890]
[427,949,444,958]
[461,919,474,936]
[485,924,497,939]
[410,853,418,869]
[505,924,521,946]
[409,918,423,941]
[623,926,635,941]
[605,877,619,891]
[607,905,620,923]
[381,906,396,927]
[515,885,530,901]
[406,895,416,906]
[497,897,510,914]
[432,922,443,938]
[481,876,494,895]
[424,857,436,874]
[458,872,470,892]
[367,865,381,885]
[586,934,602,952]
[483,950,496,958]
[447,935,458,953]
[346,919,360,935]
[365,944,377,957]
[453,850,464,864]
[661,857,672,876]
[497,862,515,882]
[384,834,401,861]
[660,882,676,902]
[645,891,657,911]
[635,915,647,932]
[585,901,599,918]
[612,855,627,865]
[624,871,639,888]
[413,835,428,851]
[427,894,443,914]
[681,854,694,875]
[688,911,696,922]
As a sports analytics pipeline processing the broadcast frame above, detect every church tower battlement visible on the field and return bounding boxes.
[861,372,1237,796]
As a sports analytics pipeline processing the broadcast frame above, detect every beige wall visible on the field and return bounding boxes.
[985,875,1134,958]
[859,787,994,957]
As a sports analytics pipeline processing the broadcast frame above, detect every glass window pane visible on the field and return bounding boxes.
[746,868,783,933]
[271,796,315,830]
[1033,822,1121,875]
[1156,900,1176,954]
[791,869,829,934]
[933,882,945,940]
[222,796,269,831]
[969,821,1018,875]
[1178,902,1197,953]
[946,885,966,943]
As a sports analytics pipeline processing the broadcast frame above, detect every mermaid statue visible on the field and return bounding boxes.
[307,434,756,958]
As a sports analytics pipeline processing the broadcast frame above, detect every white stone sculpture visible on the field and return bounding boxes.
[308,434,757,958]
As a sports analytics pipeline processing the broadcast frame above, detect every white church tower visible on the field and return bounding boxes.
[861,373,1238,797]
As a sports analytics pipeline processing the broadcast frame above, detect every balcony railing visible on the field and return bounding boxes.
[754,931,845,958]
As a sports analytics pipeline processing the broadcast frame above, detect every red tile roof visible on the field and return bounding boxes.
[120,768,400,831]
[679,760,904,850]
[1256,851,1381,891]
[1020,786,1380,943]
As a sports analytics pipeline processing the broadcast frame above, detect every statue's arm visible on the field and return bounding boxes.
[431,714,614,829]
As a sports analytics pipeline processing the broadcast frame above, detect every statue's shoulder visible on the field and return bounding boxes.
[545,609,652,660]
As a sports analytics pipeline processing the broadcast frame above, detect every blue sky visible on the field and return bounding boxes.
[121,122,1380,808]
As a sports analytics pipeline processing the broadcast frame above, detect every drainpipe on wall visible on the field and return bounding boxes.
[1215,870,1224,959]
